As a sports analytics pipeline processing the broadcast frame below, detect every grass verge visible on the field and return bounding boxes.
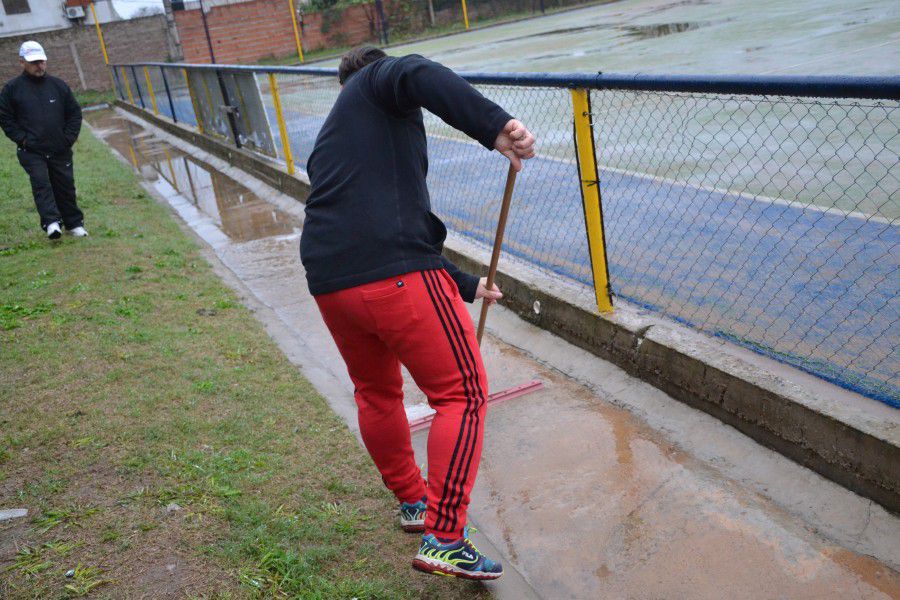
[74,89,118,109]
[0,125,492,598]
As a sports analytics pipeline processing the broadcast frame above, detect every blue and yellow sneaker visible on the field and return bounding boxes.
[399,497,426,532]
[412,527,503,580]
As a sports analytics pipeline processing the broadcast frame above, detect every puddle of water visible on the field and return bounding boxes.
[502,19,707,44]
[620,22,703,39]
[85,109,299,243]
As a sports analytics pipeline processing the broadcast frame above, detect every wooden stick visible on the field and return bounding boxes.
[477,164,517,344]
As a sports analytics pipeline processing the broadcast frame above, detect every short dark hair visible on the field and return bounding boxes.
[339,46,387,85]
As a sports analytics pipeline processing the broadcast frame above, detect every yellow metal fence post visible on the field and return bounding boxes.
[143,67,159,115]
[571,88,614,313]
[287,0,305,63]
[268,73,295,175]
[121,67,135,105]
[460,0,470,30]
[183,68,204,134]
[89,2,116,91]
[90,2,109,64]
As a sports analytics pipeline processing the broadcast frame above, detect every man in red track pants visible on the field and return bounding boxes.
[300,46,535,580]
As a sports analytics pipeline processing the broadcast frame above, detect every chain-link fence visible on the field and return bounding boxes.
[110,63,900,408]
[591,89,898,405]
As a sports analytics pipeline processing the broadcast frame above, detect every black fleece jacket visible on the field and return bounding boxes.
[299,55,512,302]
[0,73,82,156]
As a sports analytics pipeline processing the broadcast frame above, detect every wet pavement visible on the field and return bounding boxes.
[86,109,900,599]
[329,0,900,75]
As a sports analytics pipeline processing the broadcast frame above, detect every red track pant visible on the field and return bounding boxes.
[314,268,487,539]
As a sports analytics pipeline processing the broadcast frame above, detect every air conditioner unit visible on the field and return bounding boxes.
[65,5,85,18]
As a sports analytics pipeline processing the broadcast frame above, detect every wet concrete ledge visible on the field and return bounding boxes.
[115,100,900,515]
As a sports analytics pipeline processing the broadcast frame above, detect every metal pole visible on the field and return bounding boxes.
[89,2,109,65]
[287,0,305,63]
[130,66,145,109]
[111,66,123,100]
[374,0,390,44]
[183,68,204,133]
[571,88,613,313]
[143,66,159,115]
[460,0,470,30]
[198,0,217,63]
[120,67,135,105]
[197,0,243,148]
[216,69,242,148]
[160,67,178,123]
[89,2,116,91]
[268,73,295,175]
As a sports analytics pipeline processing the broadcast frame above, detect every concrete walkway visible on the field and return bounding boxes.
[88,108,900,599]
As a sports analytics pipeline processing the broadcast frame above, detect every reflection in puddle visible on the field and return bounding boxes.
[85,110,299,243]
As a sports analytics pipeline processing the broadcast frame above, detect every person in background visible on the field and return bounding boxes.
[0,41,86,239]
[300,46,535,580]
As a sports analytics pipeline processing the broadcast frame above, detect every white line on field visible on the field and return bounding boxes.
[760,39,899,75]
[423,127,896,226]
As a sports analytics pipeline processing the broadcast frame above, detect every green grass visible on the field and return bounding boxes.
[74,89,117,108]
[0,126,492,598]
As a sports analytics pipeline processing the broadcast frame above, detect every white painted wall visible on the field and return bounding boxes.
[0,0,69,36]
[1,0,123,37]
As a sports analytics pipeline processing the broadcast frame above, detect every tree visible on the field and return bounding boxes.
[133,5,164,17]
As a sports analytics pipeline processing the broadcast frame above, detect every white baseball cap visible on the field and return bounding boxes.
[19,41,47,62]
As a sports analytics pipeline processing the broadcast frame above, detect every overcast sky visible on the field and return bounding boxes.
[112,0,165,19]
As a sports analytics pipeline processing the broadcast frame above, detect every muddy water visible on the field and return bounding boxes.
[85,110,300,243]
[423,341,900,599]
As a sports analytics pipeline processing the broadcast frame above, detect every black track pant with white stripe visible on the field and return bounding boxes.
[314,268,488,539]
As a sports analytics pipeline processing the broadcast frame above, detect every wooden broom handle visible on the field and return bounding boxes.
[477,163,517,344]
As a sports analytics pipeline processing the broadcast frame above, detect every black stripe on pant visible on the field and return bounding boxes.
[426,270,486,532]
[421,270,484,533]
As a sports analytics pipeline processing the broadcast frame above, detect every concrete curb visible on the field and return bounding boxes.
[114,100,900,514]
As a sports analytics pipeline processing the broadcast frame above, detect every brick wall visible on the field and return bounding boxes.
[0,16,170,92]
[174,0,388,64]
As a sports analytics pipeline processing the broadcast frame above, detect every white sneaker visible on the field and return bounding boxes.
[69,226,89,237]
[46,222,62,239]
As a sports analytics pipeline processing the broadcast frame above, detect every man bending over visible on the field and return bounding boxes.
[300,46,535,580]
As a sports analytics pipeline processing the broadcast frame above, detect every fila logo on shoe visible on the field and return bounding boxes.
[461,551,474,560]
